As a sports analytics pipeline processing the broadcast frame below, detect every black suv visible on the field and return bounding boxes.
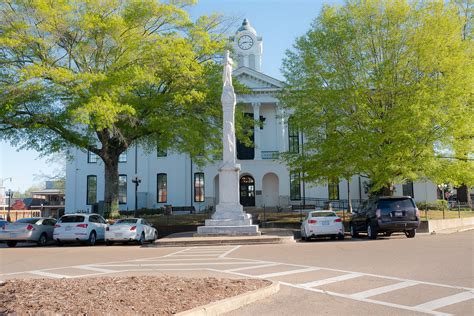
[350,196,420,239]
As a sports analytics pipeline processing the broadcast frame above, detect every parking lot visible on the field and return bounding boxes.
[1,231,473,315]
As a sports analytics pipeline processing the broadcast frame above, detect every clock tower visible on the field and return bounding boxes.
[232,19,263,71]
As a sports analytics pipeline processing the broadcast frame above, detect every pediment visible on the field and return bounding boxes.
[233,67,284,91]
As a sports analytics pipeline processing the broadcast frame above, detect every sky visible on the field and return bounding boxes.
[0,0,342,193]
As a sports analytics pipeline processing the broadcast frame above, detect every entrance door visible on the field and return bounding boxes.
[240,175,255,207]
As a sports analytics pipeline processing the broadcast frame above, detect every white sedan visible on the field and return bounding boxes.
[105,218,158,245]
[300,210,345,241]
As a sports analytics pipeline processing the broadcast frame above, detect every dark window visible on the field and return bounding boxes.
[157,146,167,157]
[119,152,127,163]
[288,117,300,154]
[157,173,167,203]
[328,179,340,200]
[378,198,415,211]
[402,182,414,198]
[194,172,205,202]
[290,172,301,200]
[89,215,98,223]
[88,151,98,163]
[237,113,255,160]
[60,215,85,223]
[86,175,97,205]
[119,175,127,204]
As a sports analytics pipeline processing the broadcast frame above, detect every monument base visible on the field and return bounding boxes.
[196,203,261,236]
[195,224,260,236]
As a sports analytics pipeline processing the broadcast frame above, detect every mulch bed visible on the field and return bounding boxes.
[0,276,270,315]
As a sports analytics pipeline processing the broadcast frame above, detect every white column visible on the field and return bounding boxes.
[277,103,287,152]
[253,102,261,160]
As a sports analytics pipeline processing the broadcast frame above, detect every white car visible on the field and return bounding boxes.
[53,213,107,246]
[300,210,345,241]
[105,218,158,245]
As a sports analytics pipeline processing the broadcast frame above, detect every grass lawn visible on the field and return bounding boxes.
[141,209,474,226]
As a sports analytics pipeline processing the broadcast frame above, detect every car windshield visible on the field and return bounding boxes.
[16,218,41,224]
[311,212,336,217]
[115,219,138,224]
[379,199,415,211]
[59,215,85,223]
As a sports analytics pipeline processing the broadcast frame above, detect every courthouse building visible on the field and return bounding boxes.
[65,20,438,213]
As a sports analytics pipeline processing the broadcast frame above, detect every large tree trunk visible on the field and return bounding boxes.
[103,155,120,218]
[381,184,395,196]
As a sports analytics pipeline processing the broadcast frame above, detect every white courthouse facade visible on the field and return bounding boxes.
[65,20,438,214]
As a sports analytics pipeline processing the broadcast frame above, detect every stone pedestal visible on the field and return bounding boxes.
[196,51,260,237]
[197,164,260,236]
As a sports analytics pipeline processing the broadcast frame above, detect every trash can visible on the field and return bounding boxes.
[164,205,172,216]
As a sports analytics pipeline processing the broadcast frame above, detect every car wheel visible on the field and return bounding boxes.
[405,229,416,238]
[37,233,48,247]
[138,233,145,245]
[87,231,97,246]
[350,223,359,238]
[6,241,17,248]
[152,231,158,242]
[367,222,378,240]
[338,233,345,240]
[384,232,392,237]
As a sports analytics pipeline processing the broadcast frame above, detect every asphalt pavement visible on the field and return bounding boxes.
[0,231,473,315]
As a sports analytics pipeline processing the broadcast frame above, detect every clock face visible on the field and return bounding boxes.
[238,35,254,50]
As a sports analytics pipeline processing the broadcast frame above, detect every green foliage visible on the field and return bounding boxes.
[0,0,231,214]
[281,0,474,193]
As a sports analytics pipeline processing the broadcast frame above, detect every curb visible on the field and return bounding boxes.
[176,280,280,316]
[147,236,295,247]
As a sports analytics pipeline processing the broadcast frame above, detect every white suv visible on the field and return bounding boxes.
[53,213,107,246]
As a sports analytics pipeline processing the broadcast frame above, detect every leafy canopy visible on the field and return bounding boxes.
[281,0,474,192]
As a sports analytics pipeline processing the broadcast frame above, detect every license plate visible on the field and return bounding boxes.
[322,221,329,225]
[395,211,403,217]
[65,226,72,231]
[115,233,123,237]
[10,233,17,238]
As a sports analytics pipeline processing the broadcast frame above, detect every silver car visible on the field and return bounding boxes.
[0,217,57,247]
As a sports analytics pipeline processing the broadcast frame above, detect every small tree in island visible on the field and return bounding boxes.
[280,0,474,198]
[0,0,234,217]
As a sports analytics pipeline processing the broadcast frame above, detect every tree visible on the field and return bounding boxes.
[281,0,474,196]
[0,0,230,216]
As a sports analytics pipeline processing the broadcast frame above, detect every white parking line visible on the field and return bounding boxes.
[257,267,320,279]
[299,273,363,288]
[226,263,280,272]
[29,271,70,279]
[278,281,450,316]
[75,265,117,274]
[350,281,418,299]
[98,262,260,267]
[219,245,241,258]
[414,291,474,311]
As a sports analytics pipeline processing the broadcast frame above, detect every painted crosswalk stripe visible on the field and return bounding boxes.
[226,263,279,272]
[299,273,362,288]
[29,271,70,279]
[257,267,320,279]
[75,265,116,274]
[350,281,418,299]
[414,291,474,311]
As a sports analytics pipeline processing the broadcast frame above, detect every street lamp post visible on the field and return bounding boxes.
[131,175,142,217]
[6,189,13,222]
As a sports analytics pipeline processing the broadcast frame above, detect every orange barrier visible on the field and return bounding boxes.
[0,210,41,221]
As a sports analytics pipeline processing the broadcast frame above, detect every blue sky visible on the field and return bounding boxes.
[0,0,341,192]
